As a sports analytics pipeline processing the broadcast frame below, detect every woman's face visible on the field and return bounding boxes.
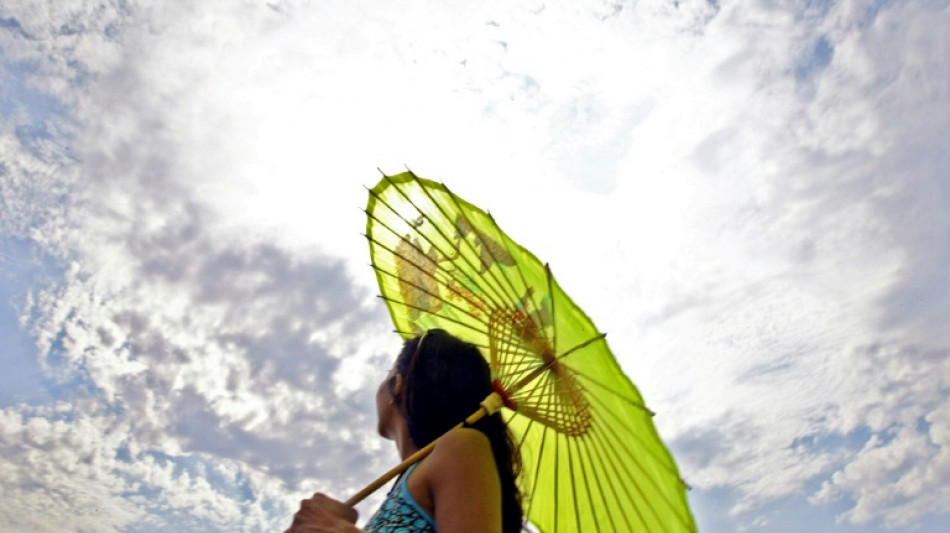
[375,365,399,439]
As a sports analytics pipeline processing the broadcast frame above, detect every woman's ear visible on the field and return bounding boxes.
[392,374,404,399]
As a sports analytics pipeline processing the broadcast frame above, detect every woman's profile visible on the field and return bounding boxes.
[287,329,523,533]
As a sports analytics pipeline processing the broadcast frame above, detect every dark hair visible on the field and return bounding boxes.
[391,329,523,533]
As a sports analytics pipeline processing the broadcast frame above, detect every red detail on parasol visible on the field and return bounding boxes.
[492,379,517,411]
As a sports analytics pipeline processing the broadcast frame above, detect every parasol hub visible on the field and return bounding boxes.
[491,379,518,411]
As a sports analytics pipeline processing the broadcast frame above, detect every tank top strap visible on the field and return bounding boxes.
[397,461,435,524]
[364,460,436,532]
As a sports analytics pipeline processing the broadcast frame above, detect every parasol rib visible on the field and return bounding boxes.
[364,205,506,314]
[601,424,669,531]
[366,189,510,315]
[439,182,527,311]
[577,424,620,532]
[571,430,604,533]
[523,417,549,523]
[584,423,640,531]
[371,264,491,328]
[567,428,600,532]
[476,201,553,349]
[571,369,653,414]
[377,295,487,337]
[547,263,557,361]
[565,431,580,533]
[586,423,647,531]
[584,387,687,484]
[553,422,560,533]
[380,175,514,312]
[586,397,696,531]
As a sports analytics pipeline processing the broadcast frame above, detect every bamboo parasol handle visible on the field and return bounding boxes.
[344,392,505,507]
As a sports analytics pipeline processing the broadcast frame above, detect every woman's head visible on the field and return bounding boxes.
[386,329,492,447]
[378,329,524,532]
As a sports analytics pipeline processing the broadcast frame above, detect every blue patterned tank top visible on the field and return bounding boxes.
[364,463,436,532]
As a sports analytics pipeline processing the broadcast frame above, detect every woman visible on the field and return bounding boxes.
[287,329,523,533]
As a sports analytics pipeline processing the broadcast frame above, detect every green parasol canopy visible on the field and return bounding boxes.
[364,170,696,533]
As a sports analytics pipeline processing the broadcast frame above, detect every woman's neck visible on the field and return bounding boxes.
[393,421,420,460]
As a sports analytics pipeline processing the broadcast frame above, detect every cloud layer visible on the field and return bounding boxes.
[1,0,948,531]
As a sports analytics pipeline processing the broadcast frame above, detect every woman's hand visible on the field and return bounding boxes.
[286,493,360,533]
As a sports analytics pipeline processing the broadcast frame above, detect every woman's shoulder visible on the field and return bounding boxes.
[430,426,492,460]
[419,427,496,484]
[418,427,504,531]
[407,427,498,518]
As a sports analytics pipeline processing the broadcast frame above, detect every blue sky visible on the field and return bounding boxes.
[2,0,949,531]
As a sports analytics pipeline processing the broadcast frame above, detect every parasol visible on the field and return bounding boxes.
[355,170,696,532]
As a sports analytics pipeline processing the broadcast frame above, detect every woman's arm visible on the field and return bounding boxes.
[428,427,502,533]
[289,427,502,533]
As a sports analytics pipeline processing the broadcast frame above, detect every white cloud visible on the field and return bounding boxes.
[611,1,950,527]
[808,346,950,528]
[0,402,300,532]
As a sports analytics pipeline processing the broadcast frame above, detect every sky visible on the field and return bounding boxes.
[1,0,948,531]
